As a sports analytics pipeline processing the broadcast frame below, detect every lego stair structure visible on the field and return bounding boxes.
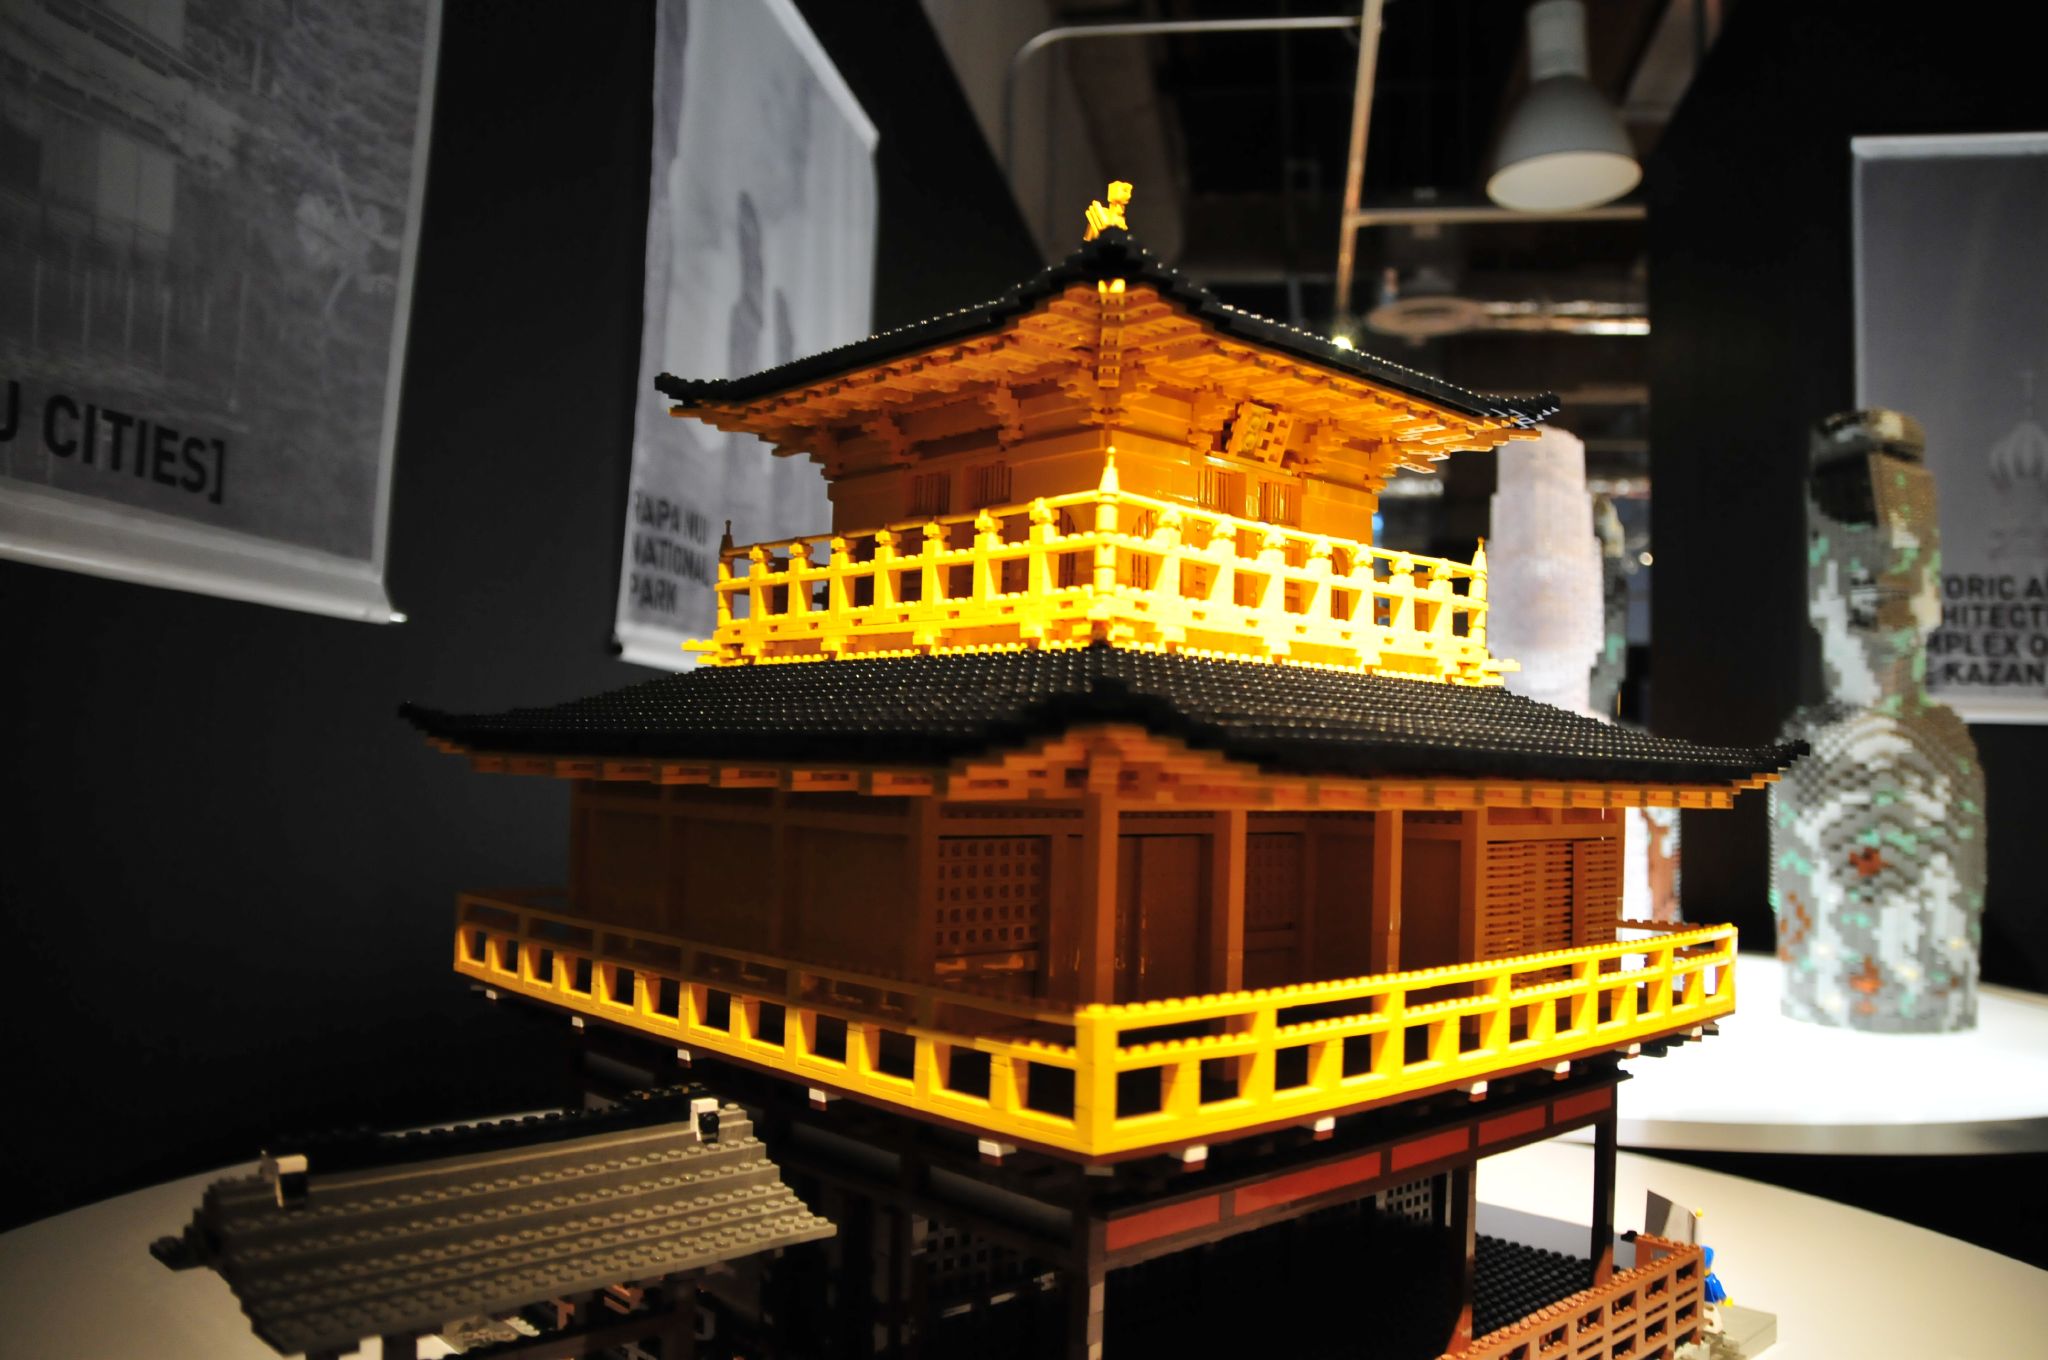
[154,1089,832,1359]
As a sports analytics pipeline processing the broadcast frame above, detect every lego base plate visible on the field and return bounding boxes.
[1578,954,2048,1153]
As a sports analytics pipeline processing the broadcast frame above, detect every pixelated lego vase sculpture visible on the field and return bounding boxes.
[1771,410,1986,1031]
[1487,425,1604,716]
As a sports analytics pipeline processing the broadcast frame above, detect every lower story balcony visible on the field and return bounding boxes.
[454,891,1735,1161]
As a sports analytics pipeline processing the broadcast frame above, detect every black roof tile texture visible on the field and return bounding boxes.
[402,647,1803,786]
[655,229,1558,428]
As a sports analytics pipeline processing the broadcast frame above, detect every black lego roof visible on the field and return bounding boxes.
[654,228,1559,429]
[402,647,1802,787]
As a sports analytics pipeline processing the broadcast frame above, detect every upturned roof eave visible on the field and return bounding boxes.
[654,230,1558,429]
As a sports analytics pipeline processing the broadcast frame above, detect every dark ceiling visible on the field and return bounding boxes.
[1025,0,1731,496]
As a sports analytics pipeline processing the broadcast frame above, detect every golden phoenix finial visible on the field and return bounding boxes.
[1083,181,1133,240]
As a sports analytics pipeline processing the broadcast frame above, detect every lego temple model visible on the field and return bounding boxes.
[403,188,1802,1359]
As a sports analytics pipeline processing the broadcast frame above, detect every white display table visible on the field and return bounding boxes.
[0,1163,421,1360]
[1596,954,2048,1153]
[1478,1139,2044,1360]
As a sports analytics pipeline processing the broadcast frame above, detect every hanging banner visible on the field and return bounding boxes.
[0,0,440,622]
[614,0,878,669]
[1854,132,2048,724]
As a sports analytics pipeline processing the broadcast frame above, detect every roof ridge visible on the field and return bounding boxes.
[655,225,1558,425]
[261,1085,712,1175]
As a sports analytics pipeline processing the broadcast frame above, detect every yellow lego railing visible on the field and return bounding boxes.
[456,894,1734,1159]
[696,460,1505,683]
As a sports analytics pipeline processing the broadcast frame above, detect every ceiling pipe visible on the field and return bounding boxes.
[1001,14,1366,176]
[1350,201,1644,228]
[1366,292,1648,341]
[1333,0,1387,332]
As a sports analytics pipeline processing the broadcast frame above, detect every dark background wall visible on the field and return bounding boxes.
[1650,0,2048,994]
[0,0,1037,1229]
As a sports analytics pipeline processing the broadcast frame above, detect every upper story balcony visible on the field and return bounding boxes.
[697,460,1505,685]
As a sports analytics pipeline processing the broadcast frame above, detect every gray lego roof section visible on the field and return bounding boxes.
[191,1106,832,1357]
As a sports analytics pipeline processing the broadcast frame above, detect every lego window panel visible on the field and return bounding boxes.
[935,835,1049,985]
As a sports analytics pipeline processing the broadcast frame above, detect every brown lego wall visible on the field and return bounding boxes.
[571,785,920,976]
[563,785,1628,1016]
[805,312,1387,547]
[1478,809,1622,961]
[0,0,1046,1228]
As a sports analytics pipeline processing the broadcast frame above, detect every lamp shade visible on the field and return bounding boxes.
[1487,0,1641,212]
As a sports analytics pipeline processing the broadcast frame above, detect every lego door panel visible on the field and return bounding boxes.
[1571,835,1622,945]
[1115,834,1208,1002]
[1400,838,1463,971]
[1243,830,1304,988]
[788,826,915,975]
[1305,822,1374,981]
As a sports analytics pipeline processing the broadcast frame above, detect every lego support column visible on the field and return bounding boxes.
[1075,776,1121,1003]
[1444,1163,1478,1355]
[1067,1217,1108,1360]
[1208,807,1248,992]
[833,1191,878,1359]
[1590,1104,1618,1284]
[1370,809,1405,972]
[653,1276,698,1360]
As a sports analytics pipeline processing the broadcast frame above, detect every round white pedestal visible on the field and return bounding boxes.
[1597,954,2048,1153]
